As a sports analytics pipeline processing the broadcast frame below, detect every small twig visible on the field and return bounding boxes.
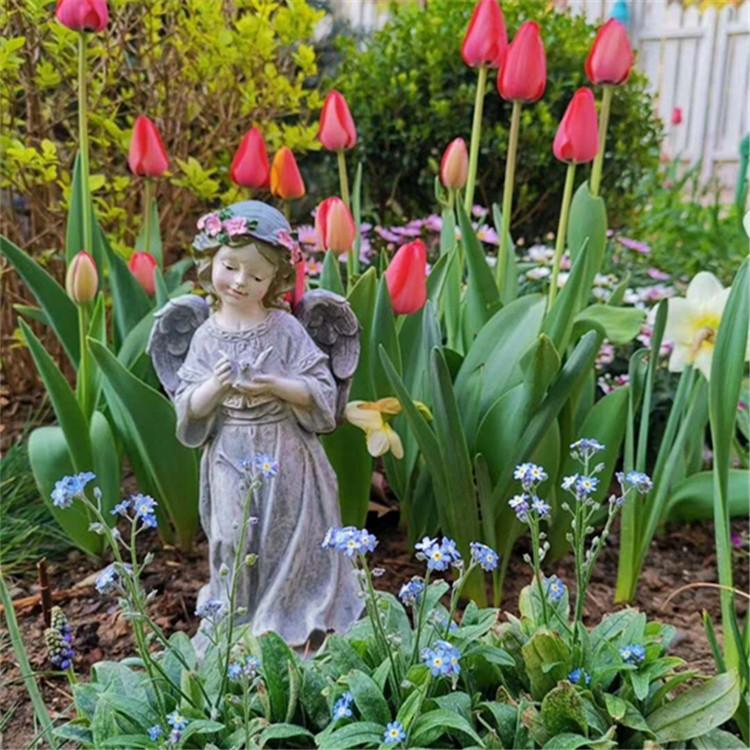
[37,558,52,627]
[660,582,750,610]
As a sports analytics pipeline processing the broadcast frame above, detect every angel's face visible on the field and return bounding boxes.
[212,243,275,310]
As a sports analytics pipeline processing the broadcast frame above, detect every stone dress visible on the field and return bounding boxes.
[174,308,363,646]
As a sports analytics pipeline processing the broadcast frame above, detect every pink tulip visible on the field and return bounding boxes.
[462,0,508,69]
[318,91,357,151]
[230,128,270,189]
[498,21,546,103]
[440,138,469,190]
[553,88,600,164]
[56,0,109,32]
[385,240,427,315]
[585,19,634,86]
[315,197,356,255]
[128,116,169,178]
[128,252,158,296]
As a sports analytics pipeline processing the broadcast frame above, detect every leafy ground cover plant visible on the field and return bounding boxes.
[4,441,742,749]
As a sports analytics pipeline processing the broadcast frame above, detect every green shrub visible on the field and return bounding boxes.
[617,161,747,284]
[333,0,662,234]
[0,0,325,258]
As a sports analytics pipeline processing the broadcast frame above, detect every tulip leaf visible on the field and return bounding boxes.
[117,311,156,371]
[320,251,345,295]
[542,241,590,353]
[492,203,519,304]
[456,203,501,347]
[134,196,163,266]
[98,225,152,346]
[19,318,92,471]
[370,278,402,398]
[666,470,750,521]
[89,339,199,550]
[66,151,101,266]
[1,234,80,365]
[346,267,377,401]
[88,410,121,519]
[28,425,103,556]
[164,258,195,292]
[566,181,607,307]
[574,304,645,344]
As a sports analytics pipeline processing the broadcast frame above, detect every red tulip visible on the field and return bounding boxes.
[270,148,306,200]
[385,240,427,316]
[128,116,169,178]
[315,197,356,255]
[585,19,634,86]
[462,0,508,69]
[498,21,546,103]
[440,138,469,190]
[128,251,158,296]
[56,0,109,32]
[318,91,357,152]
[65,251,98,304]
[553,88,600,164]
[671,107,683,126]
[230,128,270,189]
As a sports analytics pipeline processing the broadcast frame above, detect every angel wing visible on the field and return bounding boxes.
[147,294,211,400]
[294,290,361,423]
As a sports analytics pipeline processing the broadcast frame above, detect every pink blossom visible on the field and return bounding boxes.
[224,217,248,237]
[617,236,651,255]
[424,215,443,233]
[204,213,222,237]
[472,205,489,218]
[375,226,402,243]
[476,226,499,245]
[647,267,670,281]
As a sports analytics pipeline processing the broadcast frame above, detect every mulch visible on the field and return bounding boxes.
[1,512,748,749]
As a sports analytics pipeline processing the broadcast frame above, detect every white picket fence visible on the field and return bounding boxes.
[328,0,750,192]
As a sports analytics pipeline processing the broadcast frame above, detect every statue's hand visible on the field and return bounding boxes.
[213,354,233,390]
[236,373,278,398]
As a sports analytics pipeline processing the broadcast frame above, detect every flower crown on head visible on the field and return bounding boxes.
[192,206,302,262]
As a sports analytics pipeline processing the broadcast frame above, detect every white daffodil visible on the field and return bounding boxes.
[345,398,404,459]
[663,271,748,380]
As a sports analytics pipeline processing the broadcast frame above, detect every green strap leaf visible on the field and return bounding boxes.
[1,234,80,365]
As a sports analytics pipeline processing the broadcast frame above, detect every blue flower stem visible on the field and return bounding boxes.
[361,558,401,699]
[410,569,432,667]
[443,562,476,640]
[217,479,259,710]
[464,65,488,213]
[529,517,549,628]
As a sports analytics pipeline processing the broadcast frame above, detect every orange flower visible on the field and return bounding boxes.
[315,197,356,255]
[270,147,305,200]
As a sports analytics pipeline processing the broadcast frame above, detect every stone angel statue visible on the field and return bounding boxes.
[147,200,363,650]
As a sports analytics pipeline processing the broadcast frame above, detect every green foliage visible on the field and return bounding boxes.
[0,0,325,256]
[621,161,747,283]
[335,0,662,231]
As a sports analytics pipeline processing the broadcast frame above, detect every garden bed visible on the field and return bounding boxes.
[2,512,746,748]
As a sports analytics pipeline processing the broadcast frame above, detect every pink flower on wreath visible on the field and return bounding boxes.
[224,217,248,237]
[202,213,222,237]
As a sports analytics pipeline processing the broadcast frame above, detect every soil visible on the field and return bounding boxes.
[1,512,748,750]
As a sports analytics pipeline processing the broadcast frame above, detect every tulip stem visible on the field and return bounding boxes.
[464,64,488,213]
[77,32,94,256]
[548,162,576,309]
[497,100,522,296]
[337,150,351,209]
[76,302,91,420]
[141,179,154,256]
[589,85,613,198]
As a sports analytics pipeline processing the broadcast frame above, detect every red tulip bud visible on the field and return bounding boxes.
[462,0,508,69]
[128,252,158,296]
[65,251,98,304]
[270,148,306,200]
[498,21,546,103]
[128,116,169,178]
[318,91,357,152]
[671,107,683,126]
[385,240,428,316]
[440,138,469,190]
[585,19,634,86]
[230,128,270,189]
[315,197,356,255]
[55,0,109,32]
[553,88,600,165]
